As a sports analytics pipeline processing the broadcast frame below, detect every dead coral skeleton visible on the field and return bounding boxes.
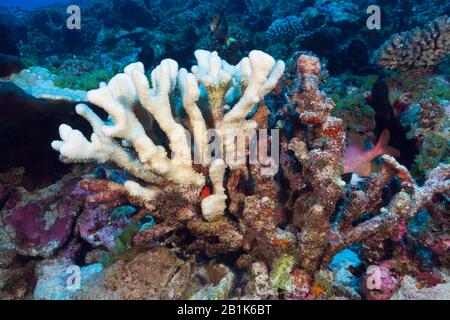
[280,54,450,275]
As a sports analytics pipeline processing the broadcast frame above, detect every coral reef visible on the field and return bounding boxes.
[390,274,450,300]
[2,66,87,102]
[33,245,195,300]
[278,55,449,278]
[0,0,449,302]
[384,71,450,179]
[43,51,449,300]
[266,16,304,42]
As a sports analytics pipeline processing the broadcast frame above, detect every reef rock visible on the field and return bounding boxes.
[0,176,83,258]
[390,275,450,300]
[78,203,130,250]
[0,261,36,300]
[33,247,193,300]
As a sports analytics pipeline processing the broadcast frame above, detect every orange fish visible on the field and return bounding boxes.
[199,185,212,200]
[343,129,400,176]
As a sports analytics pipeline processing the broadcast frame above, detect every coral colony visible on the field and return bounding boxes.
[0,0,449,300]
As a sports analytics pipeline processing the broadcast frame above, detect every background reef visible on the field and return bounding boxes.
[0,0,449,300]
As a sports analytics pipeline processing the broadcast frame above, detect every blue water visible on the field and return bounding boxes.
[0,0,78,9]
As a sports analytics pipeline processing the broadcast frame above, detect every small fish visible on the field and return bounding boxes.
[199,185,212,200]
[210,13,228,42]
[343,129,400,176]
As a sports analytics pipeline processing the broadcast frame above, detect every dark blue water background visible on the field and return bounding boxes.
[0,0,84,9]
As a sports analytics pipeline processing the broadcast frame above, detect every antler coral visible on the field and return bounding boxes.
[52,49,285,252]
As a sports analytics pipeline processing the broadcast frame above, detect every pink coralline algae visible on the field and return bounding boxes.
[78,202,129,250]
[75,179,137,249]
[1,176,83,258]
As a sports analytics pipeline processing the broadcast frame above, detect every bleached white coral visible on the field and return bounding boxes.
[52,50,285,220]
[201,159,227,221]
[190,50,285,168]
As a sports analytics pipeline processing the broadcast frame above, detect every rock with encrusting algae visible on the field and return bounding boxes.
[245,262,274,299]
[188,263,236,300]
[33,259,104,300]
[78,202,130,250]
[0,260,35,300]
[104,247,187,299]
[311,268,335,299]
[33,246,193,300]
[203,272,236,300]
[0,176,83,258]
[390,275,450,300]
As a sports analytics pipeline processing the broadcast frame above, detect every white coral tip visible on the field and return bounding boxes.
[59,124,73,140]
[51,140,63,151]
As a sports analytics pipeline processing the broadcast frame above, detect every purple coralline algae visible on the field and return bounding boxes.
[1,176,82,258]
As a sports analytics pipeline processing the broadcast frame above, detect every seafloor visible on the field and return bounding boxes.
[0,0,449,300]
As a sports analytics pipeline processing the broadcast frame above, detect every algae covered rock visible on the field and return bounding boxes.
[33,246,193,300]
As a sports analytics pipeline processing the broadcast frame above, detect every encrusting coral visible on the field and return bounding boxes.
[374,15,450,72]
[1,66,87,102]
